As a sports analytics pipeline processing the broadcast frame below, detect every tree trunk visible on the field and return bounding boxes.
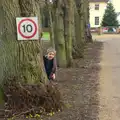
[79,0,85,42]
[0,1,63,118]
[0,0,4,108]
[54,0,67,67]
[0,0,48,89]
[84,0,93,42]
[72,0,85,58]
[64,0,73,67]
[0,0,48,110]
[18,0,47,84]
[49,9,55,48]
[0,0,62,118]
[46,1,55,48]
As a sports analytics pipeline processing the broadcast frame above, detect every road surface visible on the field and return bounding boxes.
[95,35,120,120]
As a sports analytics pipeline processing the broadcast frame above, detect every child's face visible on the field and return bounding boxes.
[47,52,55,60]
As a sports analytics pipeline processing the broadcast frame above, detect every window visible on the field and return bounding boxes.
[95,4,99,10]
[95,17,99,25]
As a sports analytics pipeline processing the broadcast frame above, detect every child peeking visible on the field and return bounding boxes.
[43,47,57,80]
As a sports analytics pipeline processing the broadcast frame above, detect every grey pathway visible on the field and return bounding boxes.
[95,35,120,120]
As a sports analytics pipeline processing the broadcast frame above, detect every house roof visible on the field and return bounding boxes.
[89,0,109,2]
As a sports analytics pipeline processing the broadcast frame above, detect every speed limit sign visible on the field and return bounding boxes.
[16,17,39,40]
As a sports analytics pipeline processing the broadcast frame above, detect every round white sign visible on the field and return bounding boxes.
[16,17,39,40]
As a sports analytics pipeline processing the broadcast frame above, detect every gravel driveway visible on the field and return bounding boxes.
[98,35,120,120]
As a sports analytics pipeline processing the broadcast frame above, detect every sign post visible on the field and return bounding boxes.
[16,17,39,40]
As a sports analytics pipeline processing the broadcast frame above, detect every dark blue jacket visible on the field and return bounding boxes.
[43,55,56,79]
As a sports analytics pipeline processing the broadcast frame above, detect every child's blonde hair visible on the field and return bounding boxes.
[47,47,56,54]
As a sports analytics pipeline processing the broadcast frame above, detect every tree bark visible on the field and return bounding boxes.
[84,0,93,42]
[0,0,4,107]
[54,0,67,67]
[64,0,73,67]
[79,0,85,42]
[0,0,48,87]
[0,0,21,109]
[0,1,63,117]
[72,0,85,58]
[18,0,47,84]
[46,1,55,48]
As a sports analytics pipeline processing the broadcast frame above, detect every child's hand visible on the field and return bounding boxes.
[52,73,55,79]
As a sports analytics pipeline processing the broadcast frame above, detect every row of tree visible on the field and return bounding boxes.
[46,0,92,67]
[0,0,92,117]
[0,0,92,85]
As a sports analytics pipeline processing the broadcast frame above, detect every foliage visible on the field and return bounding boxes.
[102,2,119,26]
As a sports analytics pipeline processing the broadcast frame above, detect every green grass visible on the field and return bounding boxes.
[42,32,50,40]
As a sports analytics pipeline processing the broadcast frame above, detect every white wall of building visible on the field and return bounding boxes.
[111,0,120,12]
[89,2,107,28]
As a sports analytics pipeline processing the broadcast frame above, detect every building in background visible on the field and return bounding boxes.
[89,0,109,28]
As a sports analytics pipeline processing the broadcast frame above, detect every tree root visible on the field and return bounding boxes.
[3,77,64,118]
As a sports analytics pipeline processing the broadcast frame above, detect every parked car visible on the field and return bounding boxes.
[102,27,108,33]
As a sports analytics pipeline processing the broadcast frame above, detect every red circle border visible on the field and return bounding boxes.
[18,18,37,39]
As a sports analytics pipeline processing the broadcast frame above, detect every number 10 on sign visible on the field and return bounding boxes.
[16,17,39,40]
